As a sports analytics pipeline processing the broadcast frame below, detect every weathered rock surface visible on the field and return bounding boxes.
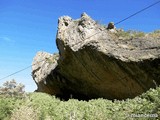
[32,13,160,100]
[32,52,59,94]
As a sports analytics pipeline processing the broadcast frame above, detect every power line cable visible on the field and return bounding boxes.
[114,0,160,25]
[0,0,160,81]
[0,65,32,80]
[85,0,160,40]
[0,58,50,81]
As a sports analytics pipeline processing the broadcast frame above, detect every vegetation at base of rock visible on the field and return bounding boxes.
[0,82,159,120]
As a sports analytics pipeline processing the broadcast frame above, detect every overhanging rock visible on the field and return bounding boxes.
[32,13,160,100]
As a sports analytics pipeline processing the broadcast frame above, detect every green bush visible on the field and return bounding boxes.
[27,92,61,119]
[0,97,24,120]
[0,86,159,120]
[10,105,39,120]
[27,87,159,120]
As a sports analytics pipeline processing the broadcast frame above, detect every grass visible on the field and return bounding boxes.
[115,29,160,40]
[0,86,160,120]
[115,30,145,39]
[95,21,160,40]
[148,30,160,38]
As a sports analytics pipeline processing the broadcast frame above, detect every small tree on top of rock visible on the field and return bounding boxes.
[0,79,25,98]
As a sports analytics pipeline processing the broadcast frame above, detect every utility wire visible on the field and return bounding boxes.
[85,0,160,40]
[0,58,49,81]
[115,0,160,25]
[0,65,32,80]
[0,0,160,81]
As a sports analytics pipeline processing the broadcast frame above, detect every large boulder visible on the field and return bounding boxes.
[32,13,160,100]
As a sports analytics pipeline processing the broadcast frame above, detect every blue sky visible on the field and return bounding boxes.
[0,0,160,92]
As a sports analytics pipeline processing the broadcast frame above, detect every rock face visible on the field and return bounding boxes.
[32,13,160,100]
[32,52,59,94]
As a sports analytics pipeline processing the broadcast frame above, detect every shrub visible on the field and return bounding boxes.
[0,85,159,119]
[0,79,25,98]
[0,80,26,119]
[0,97,23,120]
[27,87,160,120]
[27,92,61,119]
[10,105,39,120]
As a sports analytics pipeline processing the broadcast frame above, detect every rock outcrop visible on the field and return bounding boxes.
[32,13,160,100]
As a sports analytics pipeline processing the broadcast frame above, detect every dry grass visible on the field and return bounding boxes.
[148,30,160,38]
[115,29,160,40]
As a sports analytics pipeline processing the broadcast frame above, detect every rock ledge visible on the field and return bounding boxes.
[32,13,160,100]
